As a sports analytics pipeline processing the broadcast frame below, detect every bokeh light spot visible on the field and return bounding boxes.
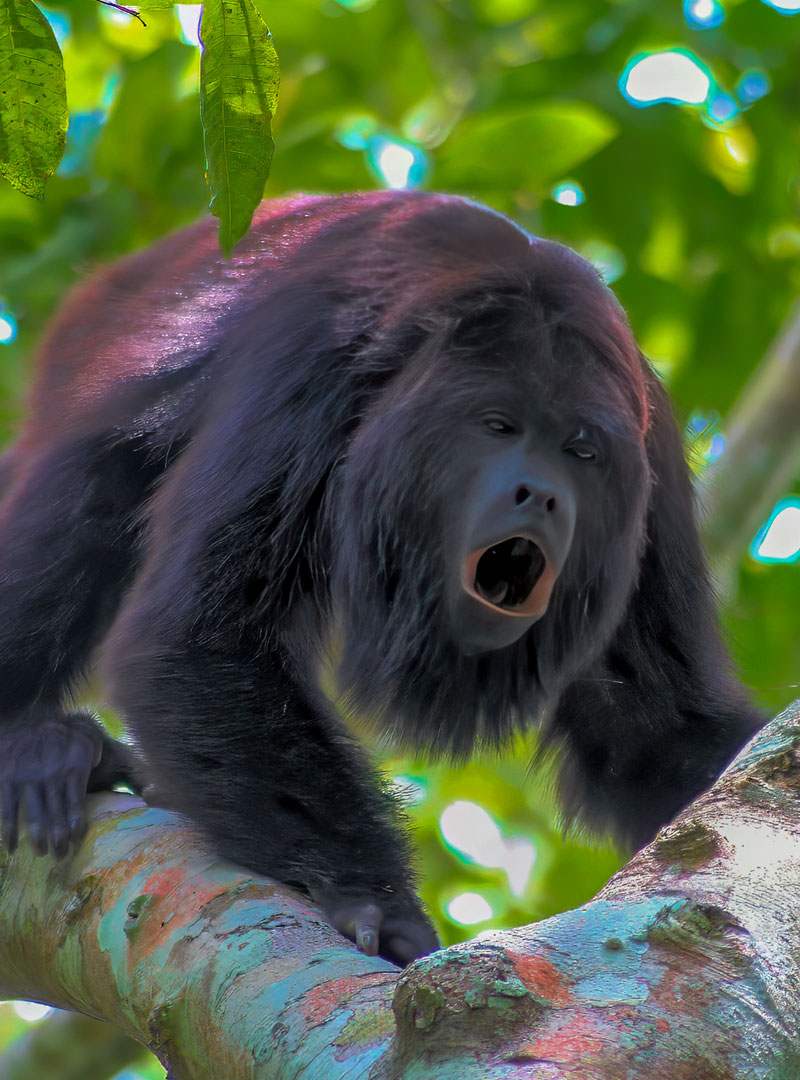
[551,181,585,206]
[760,0,800,12]
[706,91,738,124]
[440,801,501,862]
[98,3,134,27]
[335,0,378,10]
[447,892,493,926]
[751,499,800,563]
[687,412,712,438]
[177,5,202,47]
[723,132,751,165]
[392,774,426,805]
[687,411,726,469]
[367,136,427,190]
[736,70,770,104]
[620,50,712,107]
[440,800,535,896]
[0,311,18,345]
[59,111,106,176]
[708,433,726,462]
[683,0,725,28]
[768,224,800,258]
[12,1001,53,1022]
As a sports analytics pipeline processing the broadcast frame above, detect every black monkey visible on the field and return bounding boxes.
[0,192,762,964]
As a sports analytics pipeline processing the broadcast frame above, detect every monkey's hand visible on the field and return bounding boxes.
[0,709,140,858]
[312,886,439,966]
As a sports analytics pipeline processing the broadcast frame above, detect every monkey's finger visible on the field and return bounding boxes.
[325,899,383,956]
[43,779,70,859]
[1,783,19,853]
[64,771,87,842]
[310,891,386,956]
[354,910,383,957]
[21,783,48,855]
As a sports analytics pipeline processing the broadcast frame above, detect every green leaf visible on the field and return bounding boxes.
[200,0,280,255]
[0,0,67,198]
[436,103,618,191]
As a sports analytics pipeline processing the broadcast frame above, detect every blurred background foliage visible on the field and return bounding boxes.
[1,0,800,1074]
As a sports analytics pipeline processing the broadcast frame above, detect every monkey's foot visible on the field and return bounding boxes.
[312,887,439,966]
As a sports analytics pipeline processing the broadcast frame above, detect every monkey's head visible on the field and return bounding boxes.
[328,223,652,752]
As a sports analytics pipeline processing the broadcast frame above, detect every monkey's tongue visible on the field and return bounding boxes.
[474,537,545,610]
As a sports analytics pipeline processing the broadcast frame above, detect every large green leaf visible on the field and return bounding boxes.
[0,0,66,198]
[436,102,618,191]
[200,0,280,255]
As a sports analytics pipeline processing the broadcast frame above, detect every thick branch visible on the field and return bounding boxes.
[0,793,399,1078]
[1,700,800,1078]
[394,697,800,1077]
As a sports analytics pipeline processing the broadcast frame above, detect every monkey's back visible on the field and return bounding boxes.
[19,192,421,450]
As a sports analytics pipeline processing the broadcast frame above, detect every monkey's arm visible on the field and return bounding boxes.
[551,374,763,850]
[0,436,150,856]
[109,608,437,966]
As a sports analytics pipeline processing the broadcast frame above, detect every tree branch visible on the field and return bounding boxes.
[2,699,800,1078]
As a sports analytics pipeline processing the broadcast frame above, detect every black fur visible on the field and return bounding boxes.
[0,192,762,963]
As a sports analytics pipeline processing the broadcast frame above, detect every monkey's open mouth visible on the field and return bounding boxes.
[473,537,546,611]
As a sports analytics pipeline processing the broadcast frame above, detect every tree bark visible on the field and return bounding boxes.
[1,699,799,1079]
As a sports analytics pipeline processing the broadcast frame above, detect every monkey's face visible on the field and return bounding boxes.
[443,401,605,655]
[447,438,573,654]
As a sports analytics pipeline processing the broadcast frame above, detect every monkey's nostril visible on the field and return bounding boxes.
[515,486,556,512]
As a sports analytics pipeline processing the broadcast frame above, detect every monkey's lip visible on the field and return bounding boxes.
[462,535,554,617]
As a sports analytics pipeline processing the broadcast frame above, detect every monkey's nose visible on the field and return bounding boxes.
[514,483,556,513]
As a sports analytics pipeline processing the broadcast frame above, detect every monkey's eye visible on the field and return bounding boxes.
[482,414,517,435]
[563,429,600,462]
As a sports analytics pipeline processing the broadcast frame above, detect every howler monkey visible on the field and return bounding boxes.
[0,192,762,964]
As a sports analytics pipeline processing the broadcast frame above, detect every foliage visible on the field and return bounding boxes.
[198,0,279,253]
[0,0,67,197]
[0,0,278,249]
[1,0,799,1072]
